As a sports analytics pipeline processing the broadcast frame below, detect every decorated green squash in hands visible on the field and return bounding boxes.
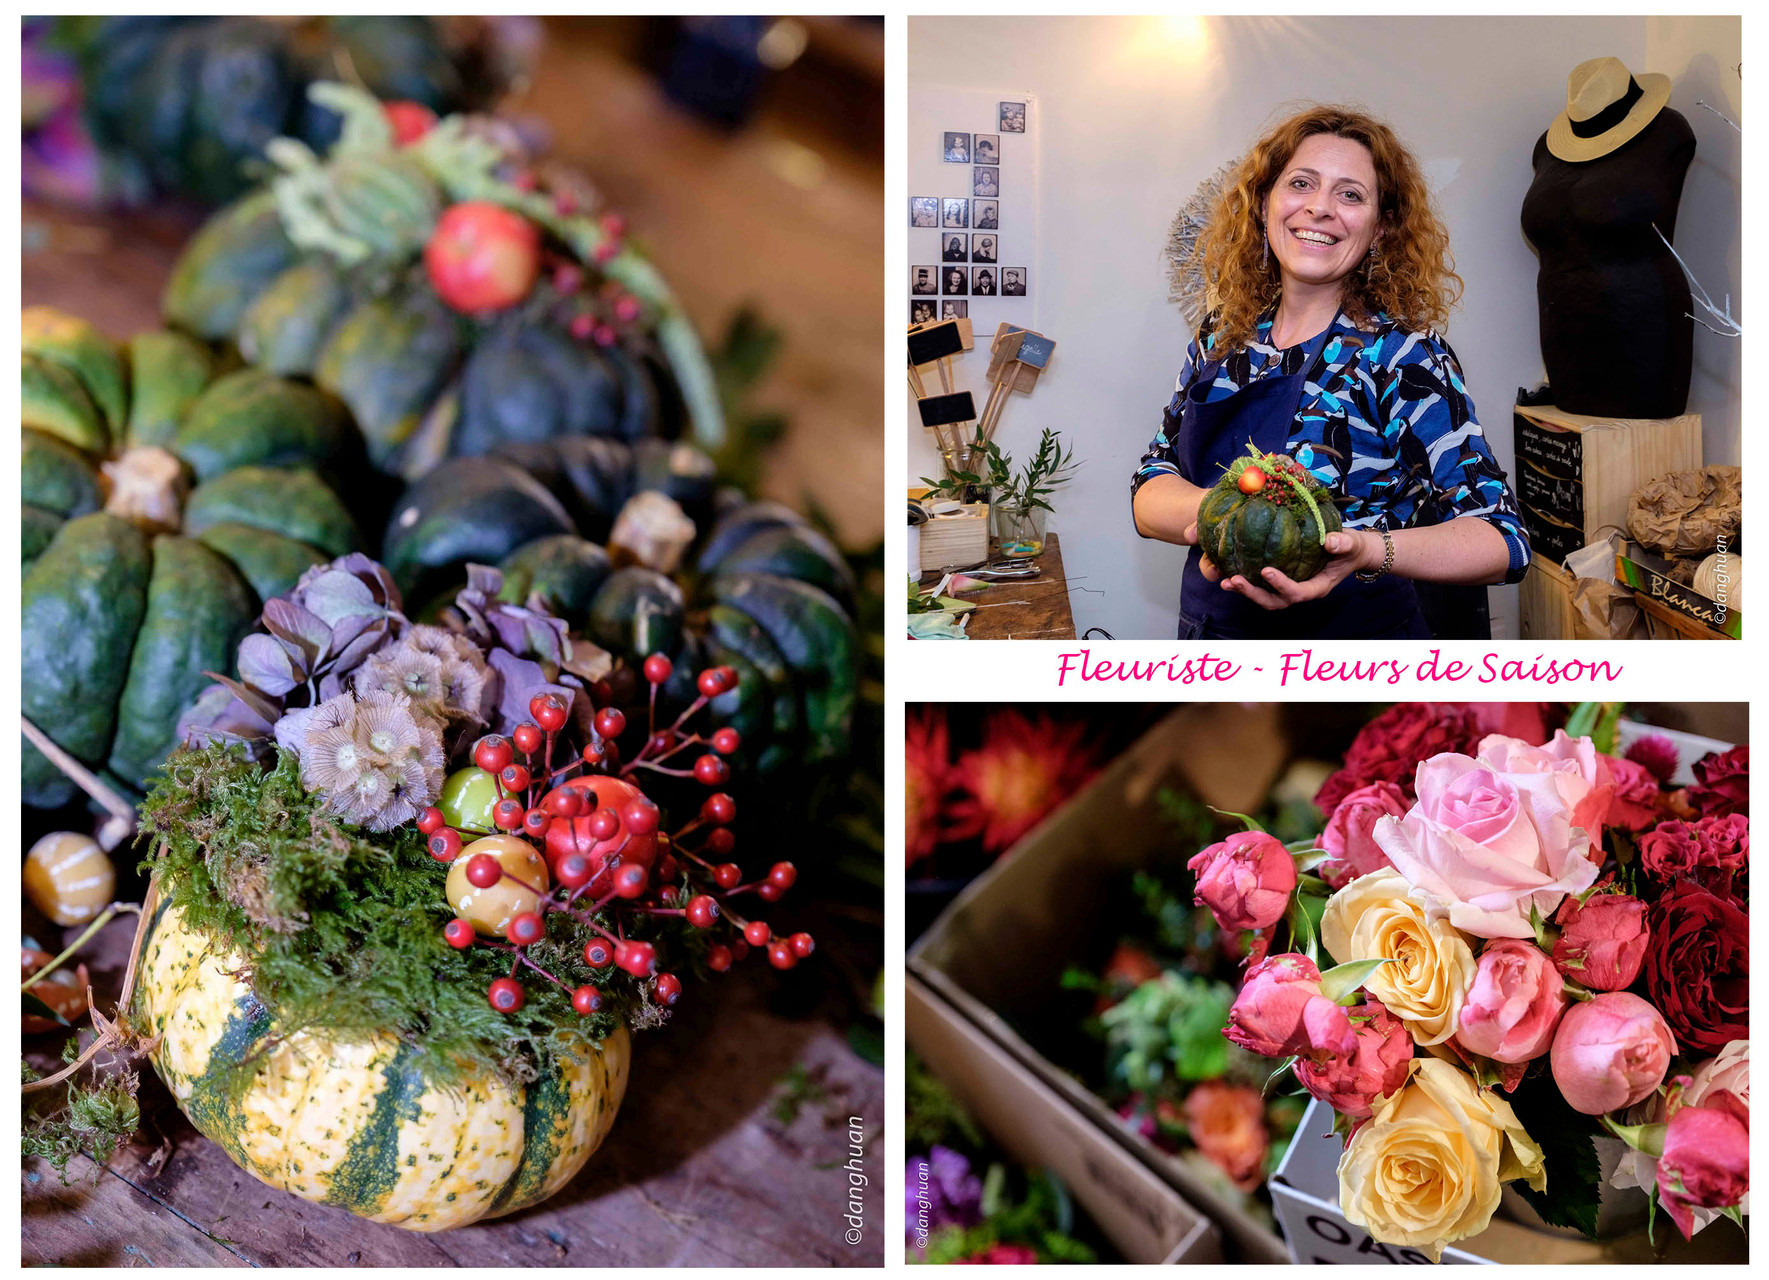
[1195,445,1344,583]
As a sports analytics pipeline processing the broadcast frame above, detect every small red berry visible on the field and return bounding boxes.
[594,708,627,739]
[600,212,626,240]
[767,941,797,970]
[417,806,446,835]
[428,828,463,863]
[614,295,642,325]
[705,827,736,856]
[768,862,798,890]
[713,863,742,890]
[593,323,618,348]
[544,788,587,817]
[569,311,596,342]
[383,100,438,145]
[572,984,604,1015]
[513,723,543,755]
[556,851,594,889]
[647,731,677,756]
[553,263,584,295]
[702,793,736,825]
[743,921,771,948]
[488,977,526,1012]
[693,754,730,786]
[522,807,551,839]
[613,863,648,899]
[512,170,538,193]
[711,727,741,755]
[615,940,657,977]
[654,973,682,1005]
[584,939,614,967]
[493,797,526,830]
[757,881,783,903]
[443,918,475,949]
[466,853,503,889]
[474,735,514,774]
[499,763,531,793]
[732,939,751,962]
[686,895,720,928]
[696,669,726,698]
[587,808,621,841]
[593,241,619,267]
[581,742,605,766]
[531,693,569,732]
[621,799,660,835]
[656,854,679,882]
[707,944,733,972]
[508,911,546,946]
[789,932,815,959]
[643,654,673,685]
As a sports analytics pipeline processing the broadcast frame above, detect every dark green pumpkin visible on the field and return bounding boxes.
[1195,465,1343,583]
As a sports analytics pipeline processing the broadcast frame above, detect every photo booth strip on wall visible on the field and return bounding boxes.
[1000,101,1026,132]
[911,299,938,324]
[911,196,939,227]
[918,391,977,428]
[944,132,971,162]
[1002,266,1028,296]
[942,198,969,228]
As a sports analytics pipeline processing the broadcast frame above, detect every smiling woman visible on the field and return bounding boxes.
[1130,105,1529,641]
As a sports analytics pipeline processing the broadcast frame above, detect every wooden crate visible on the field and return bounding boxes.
[1519,554,1584,641]
[917,503,990,571]
[1512,404,1701,556]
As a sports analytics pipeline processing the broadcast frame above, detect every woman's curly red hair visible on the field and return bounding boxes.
[1197,104,1463,352]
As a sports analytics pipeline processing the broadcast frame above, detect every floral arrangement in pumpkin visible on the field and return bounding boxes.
[1190,703,1748,1260]
[1195,443,1343,583]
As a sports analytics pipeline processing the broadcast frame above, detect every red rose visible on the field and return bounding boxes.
[1315,704,1486,812]
[1695,812,1750,872]
[1602,754,1664,831]
[1688,745,1748,817]
[1644,880,1749,1056]
[1638,820,1710,881]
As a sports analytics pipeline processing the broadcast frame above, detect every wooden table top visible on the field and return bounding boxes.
[917,533,1079,640]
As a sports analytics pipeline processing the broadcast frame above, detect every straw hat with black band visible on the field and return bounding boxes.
[1546,57,1673,162]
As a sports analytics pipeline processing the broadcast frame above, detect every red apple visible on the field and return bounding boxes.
[424,202,541,313]
[544,774,659,878]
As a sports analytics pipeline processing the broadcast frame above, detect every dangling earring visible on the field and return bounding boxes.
[1261,229,1269,271]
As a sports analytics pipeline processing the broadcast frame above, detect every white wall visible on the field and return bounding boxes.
[909,16,1742,641]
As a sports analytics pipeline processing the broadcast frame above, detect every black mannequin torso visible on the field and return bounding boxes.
[1520,108,1696,418]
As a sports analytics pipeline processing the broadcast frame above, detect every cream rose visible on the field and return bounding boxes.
[1337,1057,1546,1261]
[1321,869,1476,1045]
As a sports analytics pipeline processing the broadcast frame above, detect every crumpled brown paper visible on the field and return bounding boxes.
[1628,466,1742,558]
[1570,577,1647,640]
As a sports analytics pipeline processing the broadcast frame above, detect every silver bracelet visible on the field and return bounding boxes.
[1355,527,1394,582]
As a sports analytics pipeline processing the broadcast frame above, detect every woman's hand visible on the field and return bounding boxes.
[1184,526,1382,610]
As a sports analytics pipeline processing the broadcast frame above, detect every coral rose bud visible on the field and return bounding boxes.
[1225,953,1356,1060]
[1188,831,1296,932]
[1456,938,1568,1064]
[1658,1101,1751,1240]
[1551,892,1649,991]
[1293,1000,1414,1120]
[1318,782,1408,889]
[1549,992,1676,1115]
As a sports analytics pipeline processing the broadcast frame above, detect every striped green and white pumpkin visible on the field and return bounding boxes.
[135,902,630,1231]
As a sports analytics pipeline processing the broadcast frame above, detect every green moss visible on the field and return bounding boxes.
[138,745,625,1088]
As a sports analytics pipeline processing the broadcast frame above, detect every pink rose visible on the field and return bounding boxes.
[1319,782,1408,890]
[1658,1101,1750,1240]
[1373,749,1600,939]
[1552,892,1649,991]
[1602,754,1663,831]
[1224,953,1356,1059]
[1695,812,1750,872]
[1688,745,1748,818]
[1478,730,1613,844]
[1549,992,1676,1115]
[1188,831,1296,932]
[1468,702,1555,745]
[1293,1000,1413,1120]
[1685,1040,1749,1115]
[1455,938,1567,1063]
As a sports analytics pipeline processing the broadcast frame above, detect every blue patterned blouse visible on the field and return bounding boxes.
[1132,308,1530,583]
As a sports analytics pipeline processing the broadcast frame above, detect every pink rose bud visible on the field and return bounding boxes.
[1293,1000,1414,1120]
[1552,892,1650,991]
[1225,953,1356,1060]
[1318,782,1408,889]
[1657,1102,1751,1240]
[1188,831,1296,932]
[1456,938,1568,1063]
[1549,992,1676,1115]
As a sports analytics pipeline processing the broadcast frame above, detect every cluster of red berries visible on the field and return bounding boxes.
[418,654,811,1017]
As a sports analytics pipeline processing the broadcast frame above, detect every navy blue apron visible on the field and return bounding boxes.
[1174,328,1427,640]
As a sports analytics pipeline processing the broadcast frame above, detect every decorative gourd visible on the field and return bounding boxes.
[21,308,362,807]
[134,902,629,1231]
[1195,445,1344,583]
[382,443,858,775]
[1692,552,1743,612]
[161,82,721,478]
[24,832,115,926]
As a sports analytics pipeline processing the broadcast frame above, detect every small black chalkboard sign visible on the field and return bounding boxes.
[908,320,965,366]
[918,391,976,427]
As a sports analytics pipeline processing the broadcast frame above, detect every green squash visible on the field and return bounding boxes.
[1195,450,1344,583]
